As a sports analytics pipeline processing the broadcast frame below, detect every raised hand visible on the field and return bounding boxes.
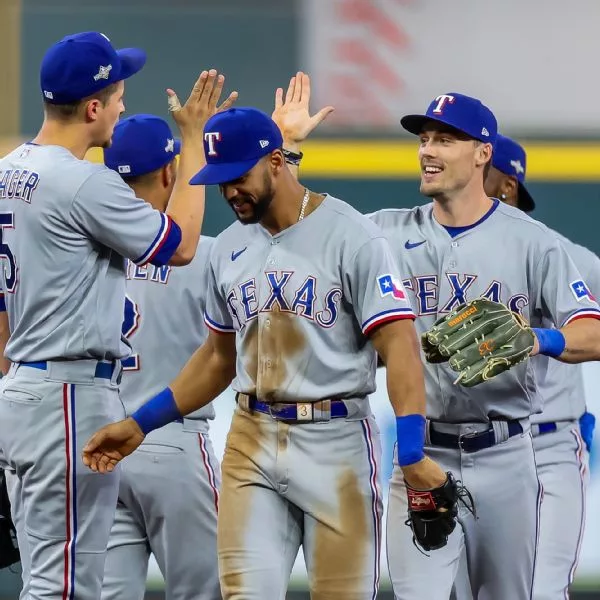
[82,418,145,473]
[167,69,239,137]
[272,71,334,147]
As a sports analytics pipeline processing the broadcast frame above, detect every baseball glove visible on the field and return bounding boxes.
[421,298,535,387]
[405,472,474,553]
[0,470,20,569]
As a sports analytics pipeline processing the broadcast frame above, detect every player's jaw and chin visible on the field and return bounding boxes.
[222,164,275,225]
[418,136,487,201]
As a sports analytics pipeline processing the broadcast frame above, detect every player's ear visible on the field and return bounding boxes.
[162,160,176,188]
[269,149,286,175]
[475,142,493,168]
[85,99,102,122]
[501,176,519,204]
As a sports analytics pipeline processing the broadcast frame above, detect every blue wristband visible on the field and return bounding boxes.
[396,414,426,467]
[131,387,182,435]
[532,328,566,358]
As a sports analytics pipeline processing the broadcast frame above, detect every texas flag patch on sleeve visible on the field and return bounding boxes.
[378,274,406,300]
[570,279,596,302]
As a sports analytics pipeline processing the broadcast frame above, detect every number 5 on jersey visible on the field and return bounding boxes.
[122,295,140,370]
[0,212,17,292]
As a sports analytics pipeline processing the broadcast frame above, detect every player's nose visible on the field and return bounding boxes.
[222,185,239,202]
[419,140,437,159]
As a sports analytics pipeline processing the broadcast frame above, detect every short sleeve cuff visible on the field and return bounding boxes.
[135,214,182,267]
[204,311,236,334]
[562,308,600,327]
[362,308,415,336]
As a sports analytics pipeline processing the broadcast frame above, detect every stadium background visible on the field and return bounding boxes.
[2,0,600,597]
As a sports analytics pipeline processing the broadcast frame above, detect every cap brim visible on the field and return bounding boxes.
[116,48,147,80]
[190,157,261,186]
[518,181,535,213]
[400,113,489,143]
[400,114,431,136]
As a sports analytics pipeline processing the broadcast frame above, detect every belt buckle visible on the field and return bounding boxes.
[296,403,313,422]
[457,430,481,453]
[267,402,313,422]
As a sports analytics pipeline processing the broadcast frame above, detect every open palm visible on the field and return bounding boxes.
[272,71,334,144]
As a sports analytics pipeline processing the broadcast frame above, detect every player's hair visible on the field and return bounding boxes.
[121,171,156,187]
[43,83,120,120]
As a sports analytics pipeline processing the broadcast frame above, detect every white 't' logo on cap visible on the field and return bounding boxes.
[165,139,175,153]
[433,95,455,114]
[204,132,222,156]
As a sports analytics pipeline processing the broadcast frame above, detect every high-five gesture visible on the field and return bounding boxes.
[272,71,334,148]
[167,69,238,136]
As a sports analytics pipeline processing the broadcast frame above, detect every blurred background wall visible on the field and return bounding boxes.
[2,0,600,598]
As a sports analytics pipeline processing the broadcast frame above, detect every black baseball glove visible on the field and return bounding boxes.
[405,472,474,553]
[0,470,20,569]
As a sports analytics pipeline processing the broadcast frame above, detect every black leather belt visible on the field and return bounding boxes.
[429,420,523,453]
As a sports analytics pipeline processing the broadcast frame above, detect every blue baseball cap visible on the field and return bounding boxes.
[40,31,146,104]
[401,92,497,145]
[103,114,181,177]
[190,107,283,186]
[492,134,535,212]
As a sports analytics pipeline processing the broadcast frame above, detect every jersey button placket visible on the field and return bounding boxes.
[448,240,458,269]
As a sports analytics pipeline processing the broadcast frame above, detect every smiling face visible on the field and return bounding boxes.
[418,121,492,199]
[219,156,276,224]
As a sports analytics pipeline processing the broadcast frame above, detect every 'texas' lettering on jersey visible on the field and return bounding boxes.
[404,273,529,315]
[126,260,171,284]
[226,271,342,329]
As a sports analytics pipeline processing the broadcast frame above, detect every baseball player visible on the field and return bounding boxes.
[100,115,221,599]
[486,135,595,598]
[81,99,462,599]
[450,134,599,600]
[0,30,234,599]
[366,93,600,600]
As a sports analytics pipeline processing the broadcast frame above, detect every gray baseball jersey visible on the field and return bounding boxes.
[120,236,216,421]
[0,143,181,362]
[531,231,600,423]
[369,201,600,423]
[0,142,181,600]
[446,231,598,600]
[204,194,414,404]
[205,194,410,598]
[103,237,221,600]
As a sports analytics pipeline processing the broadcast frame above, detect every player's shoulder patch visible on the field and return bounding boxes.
[570,279,596,302]
[377,274,406,300]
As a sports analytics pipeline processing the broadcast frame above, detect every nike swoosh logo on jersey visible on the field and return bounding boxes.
[404,240,426,249]
[231,247,248,261]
